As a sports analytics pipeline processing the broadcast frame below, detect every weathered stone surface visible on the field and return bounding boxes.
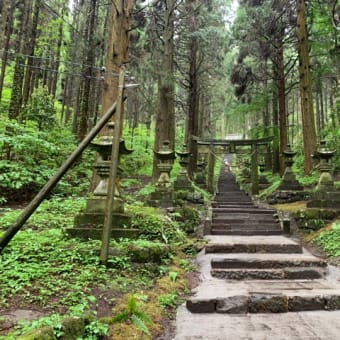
[216,296,249,313]
[249,295,288,313]
[127,243,170,263]
[288,296,325,311]
[211,256,326,269]
[325,295,340,310]
[73,211,131,228]
[65,227,139,240]
[211,268,284,280]
[284,267,325,280]
[268,190,309,204]
[186,299,216,313]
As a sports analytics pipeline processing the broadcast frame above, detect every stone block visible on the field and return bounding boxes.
[288,296,325,311]
[65,227,139,240]
[284,268,325,280]
[216,296,249,313]
[325,295,340,310]
[249,294,288,313]
[74,212,131,229]
[186,299,216,313]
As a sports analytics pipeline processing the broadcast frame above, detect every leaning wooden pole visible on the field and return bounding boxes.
[100,67,125,266]
[0,100,119,254]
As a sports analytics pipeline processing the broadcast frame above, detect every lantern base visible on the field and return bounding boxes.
[149,188,174,208]
[174,172,194,192]
[278,167,303,191]
[67,212,135,240]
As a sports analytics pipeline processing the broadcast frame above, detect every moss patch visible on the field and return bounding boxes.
[273,201,307,213]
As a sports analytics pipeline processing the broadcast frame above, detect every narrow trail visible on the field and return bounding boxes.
[173,170,340,340]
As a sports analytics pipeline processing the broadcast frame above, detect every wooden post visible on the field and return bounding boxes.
[251,143,259,195]
[0,100,119,254]
[207,146,215,194]
[100,66,125,266]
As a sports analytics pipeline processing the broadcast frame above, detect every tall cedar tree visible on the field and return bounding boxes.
[296,0,317,174]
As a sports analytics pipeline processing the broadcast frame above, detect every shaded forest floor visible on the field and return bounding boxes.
[1,178,339,339]
[0,175,205,339]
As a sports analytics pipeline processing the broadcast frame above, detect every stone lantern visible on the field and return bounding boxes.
[195,154,207,189]
[68,123,136,240]
[307,140,340,208]
[149,140,176,208]
[278,144,303,191]
[174,144,193,192]
[258,161,269,190]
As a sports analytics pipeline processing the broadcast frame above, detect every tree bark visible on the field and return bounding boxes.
[296,0,317,174]
[22,0,41,106]
[78,0,97,140]
[101,0,133,117]
[152,0,176,182]
[271,69,280,174]
[276,36,288,175]
[8,0,33,120]
[186,26,199,178]
[0,0,14,101]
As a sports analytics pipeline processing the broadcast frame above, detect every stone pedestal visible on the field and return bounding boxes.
[174,144,194,192]
[195,155,207,189]
[149,140,176,208]
[307,140,340,209]
[258,163,270,190]
[278,145,303,191]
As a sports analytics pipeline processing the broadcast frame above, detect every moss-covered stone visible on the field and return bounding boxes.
[17,326,56,340]
[294,208,339,231]
[127,243,171,263]
[17,317,89,340]
[59,317,85,339]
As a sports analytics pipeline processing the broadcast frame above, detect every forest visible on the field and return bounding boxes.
[0,0,339,339]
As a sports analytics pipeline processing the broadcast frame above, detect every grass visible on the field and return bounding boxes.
[310,221,340,257]
[0,196,198,339]
[273,201,307,212]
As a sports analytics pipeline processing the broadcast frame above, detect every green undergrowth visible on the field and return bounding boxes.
[0,195,202,339]
[312,221,340,257]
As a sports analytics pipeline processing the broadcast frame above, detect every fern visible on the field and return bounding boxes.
[131,314,151,336]
[112,295,153,335]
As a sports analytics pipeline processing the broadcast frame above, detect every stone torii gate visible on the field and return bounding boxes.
[196,136,274,195]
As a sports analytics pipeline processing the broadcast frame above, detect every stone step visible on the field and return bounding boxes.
[211,267,326,280]
[211,229,283,236]
[212,221,278,226]
[214,198,253,203]
[212,215,278,222]
[212,202,255,207]
[186,292,340,314]
[212,208,276,214]
[215,194,250,199]
[214,192,251,197]
[204,236,302,254]
[217,190,245,194]
[185,278,340,314]
[210,254,327,269]
[211,224,281,231]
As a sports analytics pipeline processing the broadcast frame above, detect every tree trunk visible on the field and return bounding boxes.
[186,30,199,178]
[152,0,176,182]
[296,0,317,174]
[276,36,288,175]
[22,0,41,105]
[78,0,97,140]
[101,0,133,117]
[8,0,33,120]
[0,0,14,101]
[271,70,280,173]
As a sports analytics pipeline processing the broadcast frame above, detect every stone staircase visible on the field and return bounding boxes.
[186,171,340,315]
